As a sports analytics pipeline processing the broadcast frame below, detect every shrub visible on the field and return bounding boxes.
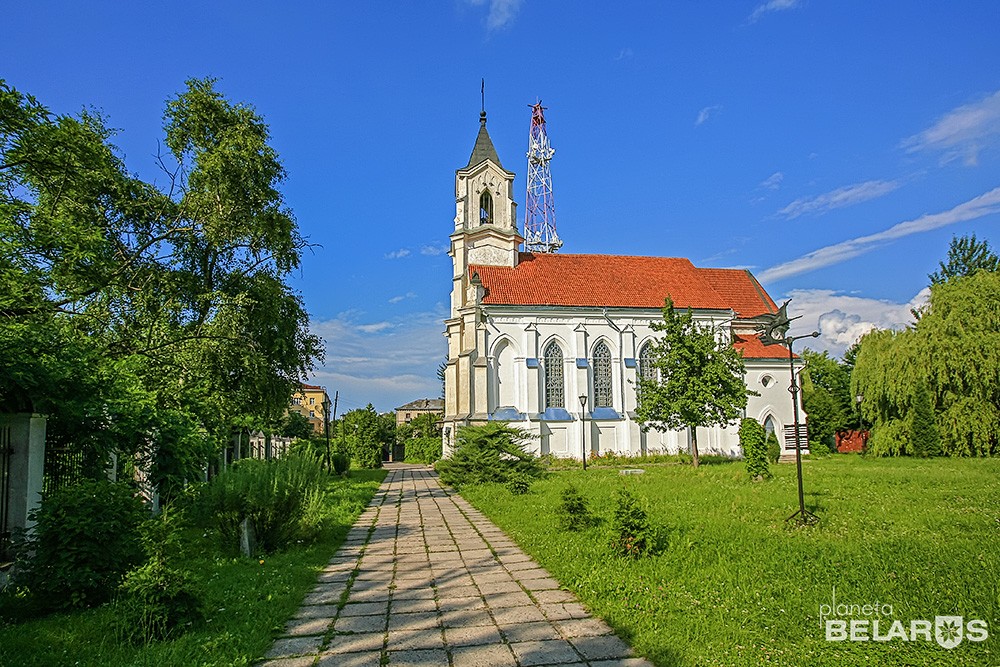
[610,488,656,558]
[115,510,202,643]
[766,432,781,463]
[13,479,145,610]
[331,451,351,475]
[196,455,327,554]
[740,418,770,480]
[506,473,533,495]
[558,484,596,531]
[435,423,544,489]
[404,436,442,464]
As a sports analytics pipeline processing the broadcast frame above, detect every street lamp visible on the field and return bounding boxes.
[756,299,820,525]
[579,394,588,470]
[322,397,332,473]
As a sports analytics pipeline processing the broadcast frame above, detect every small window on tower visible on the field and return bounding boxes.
[479,190,493,225]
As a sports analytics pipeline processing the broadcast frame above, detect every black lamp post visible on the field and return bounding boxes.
[784,331,819,525]
[322,397,332,473]
[756,299,820,525]
[579,394,588,470]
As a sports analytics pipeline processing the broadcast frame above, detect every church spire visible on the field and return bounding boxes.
[466,100,504,169]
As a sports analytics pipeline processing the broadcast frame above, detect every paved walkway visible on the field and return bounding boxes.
[261,464,652,667]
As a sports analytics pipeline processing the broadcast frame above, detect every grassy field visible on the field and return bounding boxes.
[462,456,999,667]
[0,468,386,667]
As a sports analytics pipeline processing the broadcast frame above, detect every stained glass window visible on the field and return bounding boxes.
[593,341,612,408]
[544,341,564,409]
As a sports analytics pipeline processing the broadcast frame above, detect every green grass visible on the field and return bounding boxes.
[461,456,1000,667]
[0,468,386,667]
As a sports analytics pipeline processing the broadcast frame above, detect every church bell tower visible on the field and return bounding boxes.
[443,109,521,452]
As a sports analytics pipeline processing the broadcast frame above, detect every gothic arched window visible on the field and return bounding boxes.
[593,341,612,408]
[543,341,564,409]
[638,342,657,383]
[479,190,493,225]
[764,415,776,436]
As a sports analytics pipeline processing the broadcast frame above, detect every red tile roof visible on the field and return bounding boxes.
[733,333,797,360]
[471,253,777,318]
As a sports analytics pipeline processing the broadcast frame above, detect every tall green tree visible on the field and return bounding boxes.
[636,297,748,467]
[0,79,322,495]
[853,270,1000,456]
[800,348,854,449]
[908,382,940,457]
[928,233,998,285]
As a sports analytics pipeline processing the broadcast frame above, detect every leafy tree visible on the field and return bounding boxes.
[397,412,442,463]
[281,411,315,441]
[739,418,770,480]
[853,270,1000,456]
[0,79,322,494]
[928,233,998,285]
[341,405,387,469]
[801,349,854,446]
[636,297,748,467]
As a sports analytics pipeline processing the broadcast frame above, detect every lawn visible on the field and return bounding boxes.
[0,468,386,667]
[461,456,999,667]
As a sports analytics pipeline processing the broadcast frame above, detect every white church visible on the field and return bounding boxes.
[442,109,805,459]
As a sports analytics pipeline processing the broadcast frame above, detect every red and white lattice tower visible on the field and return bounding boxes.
[523,101,562,253]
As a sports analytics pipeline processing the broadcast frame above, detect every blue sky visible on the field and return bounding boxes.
[5,1,1000,412]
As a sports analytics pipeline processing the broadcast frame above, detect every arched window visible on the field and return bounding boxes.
[543,341,564,409]
[638,342,656,383]
[479,190,493,225]
[593,342,612,408]
[764,415,776,436]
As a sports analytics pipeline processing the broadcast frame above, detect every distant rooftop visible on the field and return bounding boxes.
[395,398,444,412]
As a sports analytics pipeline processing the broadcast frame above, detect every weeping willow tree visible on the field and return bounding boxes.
[852,270,1000,456]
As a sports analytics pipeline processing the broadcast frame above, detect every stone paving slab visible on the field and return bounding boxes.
[258,464,653,667]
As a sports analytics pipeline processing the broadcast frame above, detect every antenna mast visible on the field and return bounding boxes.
[523,101,562,253]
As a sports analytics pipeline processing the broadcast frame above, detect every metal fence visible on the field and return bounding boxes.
[42,446,87,496]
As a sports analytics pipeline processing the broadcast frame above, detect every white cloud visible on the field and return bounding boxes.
[782,288,929,357]
[760,186,1000,283]
[902,90,1000,166]
[310,307,447,412]
[778,180,899,219]
[614,47,634,61]
[388,292,417,304]
[385,248,411,260]
[759,171,784,190]
[420,244,449,256]
[466,0,523,32]
[747,0,801,24]
[695,105,722,126]
[355,321,395,334]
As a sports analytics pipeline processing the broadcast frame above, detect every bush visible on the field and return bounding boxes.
[435,423,544,489]
[404,436,442,464]
[506,473,533,495]
[13,478,145,610]
[610,488,656,558]
[558,484,596,531]
[195,455,327,554]
[740,418,771,480]
[115,510,202,643]
[331,451,351,475]
[766,432,781,463]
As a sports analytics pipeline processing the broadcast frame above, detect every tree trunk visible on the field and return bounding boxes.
[691,425,700,468]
